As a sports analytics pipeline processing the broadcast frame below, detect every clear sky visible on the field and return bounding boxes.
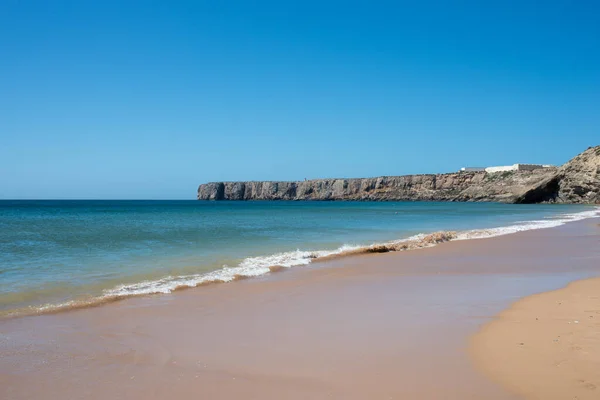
[1,1,599,199]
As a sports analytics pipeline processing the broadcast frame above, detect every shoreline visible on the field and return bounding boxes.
[3,206,598,319]
[2,217,599,399]
[470,277,600,400]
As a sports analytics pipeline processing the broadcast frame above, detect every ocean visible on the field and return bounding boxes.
[1,200,598,317]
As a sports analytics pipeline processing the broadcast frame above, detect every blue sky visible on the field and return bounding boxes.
[1,1,599,199]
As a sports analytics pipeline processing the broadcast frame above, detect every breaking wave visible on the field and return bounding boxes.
[6,207,599,318]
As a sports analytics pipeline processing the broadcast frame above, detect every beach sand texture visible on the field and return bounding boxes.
[471,277,600,400]
[1,219,599,399]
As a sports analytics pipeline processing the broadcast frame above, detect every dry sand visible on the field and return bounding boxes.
[471,277,600,400]
[1,218,599,399]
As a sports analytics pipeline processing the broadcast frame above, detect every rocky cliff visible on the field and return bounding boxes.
[521,145,600,204]
[198,146,600,204]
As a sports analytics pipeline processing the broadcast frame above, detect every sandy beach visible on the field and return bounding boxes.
[472,276,600,400]
[2,218,599,399]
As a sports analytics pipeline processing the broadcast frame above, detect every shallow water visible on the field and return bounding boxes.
[0,200,596,315]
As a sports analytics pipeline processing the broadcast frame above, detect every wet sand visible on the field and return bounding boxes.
[1,218,599,399]
[471,277,600,400]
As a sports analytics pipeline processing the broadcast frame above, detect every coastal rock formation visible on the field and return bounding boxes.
[198,146,600,204]
[513,146,600,204]
[555,146,600,203]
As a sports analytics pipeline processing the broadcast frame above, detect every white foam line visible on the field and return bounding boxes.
[456,207,600,240]
[101,207,599,298]
[103,245,362,297]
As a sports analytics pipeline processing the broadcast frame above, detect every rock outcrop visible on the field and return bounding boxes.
[198,146,600,204]
[555,146,600,203]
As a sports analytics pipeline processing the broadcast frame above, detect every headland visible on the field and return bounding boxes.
[198,145,599,204]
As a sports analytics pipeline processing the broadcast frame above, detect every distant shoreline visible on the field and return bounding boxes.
[198,145,599,204]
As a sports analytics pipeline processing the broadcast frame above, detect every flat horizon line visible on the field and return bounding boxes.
[0,198,197,201]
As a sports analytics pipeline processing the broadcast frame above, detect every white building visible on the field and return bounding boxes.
[459,164,553,173]
[485,164,551,173]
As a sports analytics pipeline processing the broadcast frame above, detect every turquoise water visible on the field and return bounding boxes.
[0,200,597,316]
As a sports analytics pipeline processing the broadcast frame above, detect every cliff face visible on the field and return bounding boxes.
[555,146,600,203]
[198,146,600,204]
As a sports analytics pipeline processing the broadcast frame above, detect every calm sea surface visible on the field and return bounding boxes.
[0,200,596,316]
